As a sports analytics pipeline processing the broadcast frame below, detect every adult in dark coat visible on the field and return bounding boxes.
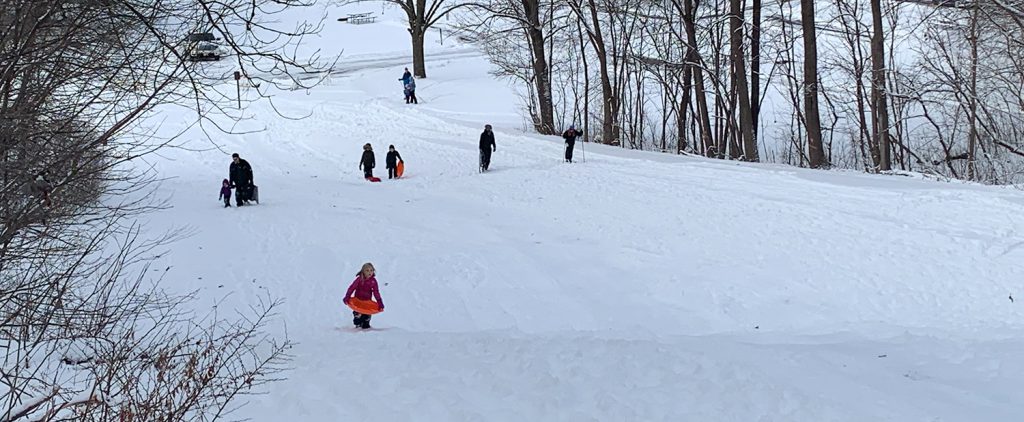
[562,125,580,163]
[479,124,496,171]
[360,143,376,179]
[229,153,254,205]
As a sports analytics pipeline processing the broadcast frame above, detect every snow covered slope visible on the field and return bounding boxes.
[135,2,1024,420]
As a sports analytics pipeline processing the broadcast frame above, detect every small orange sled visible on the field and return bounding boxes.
[347,298,383,315]
[396,161,405,178]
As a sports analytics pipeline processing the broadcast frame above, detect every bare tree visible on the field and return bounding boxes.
[729,0,758,160]
[869,0,892,170]
[459,0,561,134]
[802,0,825,168]
[1,0,327,419]
[569,0,620,145]
[385,0,468,78]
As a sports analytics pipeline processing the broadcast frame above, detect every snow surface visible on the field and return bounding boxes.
[132,2,1024,420]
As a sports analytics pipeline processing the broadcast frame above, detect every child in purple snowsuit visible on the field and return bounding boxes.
[219,179,232,207]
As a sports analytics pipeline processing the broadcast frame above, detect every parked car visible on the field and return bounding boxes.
[185,32,223,62]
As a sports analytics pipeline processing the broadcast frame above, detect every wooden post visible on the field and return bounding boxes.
[234,71,241,109]
[439,28,443,45]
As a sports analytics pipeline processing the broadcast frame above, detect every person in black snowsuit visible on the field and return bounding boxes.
[360,143,376,179]
[562,125,580,163]
[229,153,254,205]
[386,145,403,179]
[479,124,496,171]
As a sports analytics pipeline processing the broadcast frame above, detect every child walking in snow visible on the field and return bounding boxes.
[386,145,403,179]
[344,262,385,329]
[219,179,232,207]
[359,143,376,180]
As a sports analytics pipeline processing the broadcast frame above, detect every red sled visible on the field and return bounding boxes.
[365,176,382,182]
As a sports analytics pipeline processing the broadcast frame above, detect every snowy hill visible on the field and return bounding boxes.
[136,2,1024,420]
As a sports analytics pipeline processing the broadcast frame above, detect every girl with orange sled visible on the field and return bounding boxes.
[344,262,385,329]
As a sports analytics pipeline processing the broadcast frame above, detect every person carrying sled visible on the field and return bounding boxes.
[344,262,384,329]
[562,125,580,163]
[386,145,403,179]
[229,153,254,206]
[479,124,496,171]
[360,143,376,179]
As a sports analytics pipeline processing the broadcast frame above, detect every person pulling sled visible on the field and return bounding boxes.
[360,143,377,181]
[229,153,257,205]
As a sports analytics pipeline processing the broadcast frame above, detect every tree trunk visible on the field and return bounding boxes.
[411,28,426,78]
[869,0,891,170]
[967,0,979,180]
[802,0,825,168]
[584,0,618,145]
[679,62,692,154]
[750,0,762,145]
[730,0,757,161]
[684,0,713,156]
[523,0,555,134]
[577,19,591,142]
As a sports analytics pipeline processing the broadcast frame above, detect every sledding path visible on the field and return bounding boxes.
[134,2,1024,421]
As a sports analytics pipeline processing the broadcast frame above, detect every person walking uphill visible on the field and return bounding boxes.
[360,143,376,180]
[343,263,385,329]
[562,125,580,163]
[229,153,254,206]
[404,78,418,104]
[479,124,496,172]
[386,145,403,179]
[399,68,415,102]
[219,179,232,207]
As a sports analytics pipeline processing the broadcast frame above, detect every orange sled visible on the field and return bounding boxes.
[347,298,383,315]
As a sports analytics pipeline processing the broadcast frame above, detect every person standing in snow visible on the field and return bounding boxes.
[562,125,580,163]
[228,153,254,206]
[344,262,384,329]
[219,179,232,207]
[359,143,376,179]
[479,124,496,171]
[399,68,413,101]
[404,78,418,104]
[386,145,403,179]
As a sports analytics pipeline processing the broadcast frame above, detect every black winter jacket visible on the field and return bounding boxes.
[229,159,253,187]
[386,150,403,168]
[360,150,375,169]
[479,130,496,151]
[562,129,579,145]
